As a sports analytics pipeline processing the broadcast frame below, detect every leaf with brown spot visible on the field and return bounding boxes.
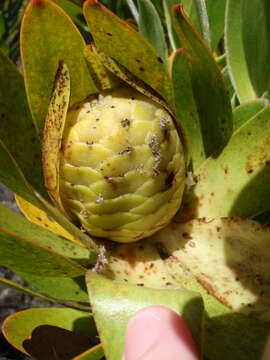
[180,104,270,220]
[84,45,119,91]
[83,0,173,106]
[21,0,98,135]
[42,62,70,213]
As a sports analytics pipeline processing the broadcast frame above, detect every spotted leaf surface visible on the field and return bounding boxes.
[83,0,173,106]
[21,0,97,135]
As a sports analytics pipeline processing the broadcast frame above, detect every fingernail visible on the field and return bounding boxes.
[124,307,162,360]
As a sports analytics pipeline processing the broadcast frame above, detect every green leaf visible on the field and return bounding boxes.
[0,276,56,303]
[180,104,270,220]
[0,140,40,207]
[86,272,204,360]
[172,5,233,158]
[138,0,168,63]
[226,0,270,100]
[225,0,256,102]
[2,308,96,356]
[193,0,211,47]
[205,0,226,50]
[21,0,97,136]
[233,99,268,132]
[171,49,205,170]
[0,204,92,267]
[73,345,104,360]
[17,272,90,302]
[0,50,47,198]
[53,0,88,33]
[0,218,85,277]
[0,13,6,37]
[163,0,181,51]
[83,0,173,106]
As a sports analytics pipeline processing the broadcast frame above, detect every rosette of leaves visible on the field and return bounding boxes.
[1,0,270,359]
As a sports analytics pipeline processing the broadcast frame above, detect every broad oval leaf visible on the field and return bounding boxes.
[21,0,97,135]
[2,308,97,356]
[180,104,270,220]
[153,218,270,317]
[107,220,270,359]
[0,50,47,198]
[83,0,173,106]
[172,5,233,158]
[86,272,204,360]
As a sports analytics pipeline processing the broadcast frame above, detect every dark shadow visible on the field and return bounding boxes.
[229,165,270,218]
[203,310,270,360]
[23,325,94,360]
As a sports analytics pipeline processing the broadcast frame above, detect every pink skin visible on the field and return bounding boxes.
[123,306,200,360]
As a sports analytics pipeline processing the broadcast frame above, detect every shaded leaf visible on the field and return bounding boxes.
[83,0,173,106]
[2,308,96,355]
[17,272,89,302]
[86,272,204,360]
[0,220,85,277]
[0,140,40,207]
[0,50,47,198]
[0,204,93,267]
[21,0,97,135]
[154,218,270,317]
[172,5,233,157]
[138,0,168,63]
[0,276,56,303]
[180,105,270,220]
[163,0,181,51]
[171,49,205,170]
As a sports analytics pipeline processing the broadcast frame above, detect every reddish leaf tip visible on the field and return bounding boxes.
[172,3,185,16]
[84,0,100,5]
[176,48,185,55]
[31,0,44,6]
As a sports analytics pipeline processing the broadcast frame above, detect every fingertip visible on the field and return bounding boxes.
[124,306,199,360]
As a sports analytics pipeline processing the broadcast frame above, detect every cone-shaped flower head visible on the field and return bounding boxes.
[59,88,185,243]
